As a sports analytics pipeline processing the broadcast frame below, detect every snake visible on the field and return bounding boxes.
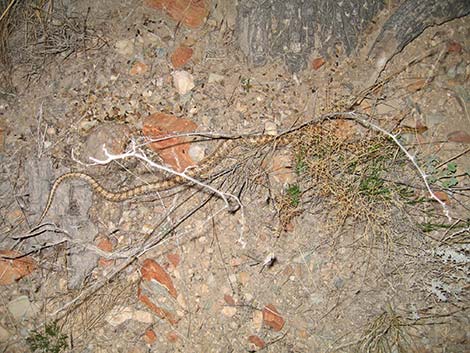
[36,115,424,225]
[37,133,294,224]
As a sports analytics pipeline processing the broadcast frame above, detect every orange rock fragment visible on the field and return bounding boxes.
[142,113,197,172]
[97,237,114,267]
[433,191,450,204]
[248,335,266,348]
[166,253,180,268]
[145,0,209,28]
[138,288,179,325]
[0,250,36,285]
[141,259,177,298]
[262,304,285,331]
[144,328,157,344]
[311,57,325,70]
[224,294,235,305]
[129,61,149,76]
[171,46,193,69]
[166,330,179,343]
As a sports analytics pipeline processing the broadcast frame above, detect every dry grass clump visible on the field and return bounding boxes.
[354,307,414,353]
[0,0,105,93]
[279,119,417,240]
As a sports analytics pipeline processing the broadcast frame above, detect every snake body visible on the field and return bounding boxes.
[37,133,292,224]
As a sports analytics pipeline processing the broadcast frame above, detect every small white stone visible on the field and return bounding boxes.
[221,306,237,317]
[264,121,278,136]
[79,119,99,131]
[177,293,187,310]
[172,71,195,95]
[141,224,154,235]
[131,310,154,324]
[115,39,134,57]
[105,306,133,326]
[142,90,153,98]
[252,310,263,329]
[188,144,205,162]
[106,306,153,326]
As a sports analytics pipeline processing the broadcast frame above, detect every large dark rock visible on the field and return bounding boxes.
[236,0,470,73]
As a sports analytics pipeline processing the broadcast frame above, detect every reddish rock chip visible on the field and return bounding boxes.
[248,335,266,349]
[166,253,181,268]
[447,41,462,53]
[141,259,177,298]
[145,0,209,28]
[166,331,179,343]
[138,288,179,325]
[224,294,235,306]
[447,130,470,143]
[171,46,193,69]
[311,57,325,70]
[142,113,197,172]
[433,191,450,204]
[144,328,157,344]
[0,250,36,285]
[262,304,285,331]
[129,61,149,76]
[97,237,114,267]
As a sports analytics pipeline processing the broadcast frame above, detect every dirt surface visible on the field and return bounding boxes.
[0,1,469,353]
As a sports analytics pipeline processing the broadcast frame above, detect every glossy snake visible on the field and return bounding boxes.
[37,132,295,224]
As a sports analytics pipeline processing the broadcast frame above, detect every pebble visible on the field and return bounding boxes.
[79,119,99,132]
[115,39,135,57]
[264,121,278,136]
[7,296,39,320]
[172,70,195,95]
[105,306,154,326]
[82,122,131,162]
[252,310,263,330]
[188,144,205,162]
[221,306,237,317]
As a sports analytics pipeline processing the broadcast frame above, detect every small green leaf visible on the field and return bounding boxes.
[286,184,301,207]
[427,175,437,184]
[447,162,457,174]
[442,177,458,188]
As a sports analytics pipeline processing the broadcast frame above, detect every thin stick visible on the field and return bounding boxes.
[74,140,242,211]
[0,0,17,22]
[435,147,470,169]
[349,112,451,221]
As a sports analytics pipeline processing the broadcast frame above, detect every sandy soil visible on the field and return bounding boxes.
[0,1,469,352]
